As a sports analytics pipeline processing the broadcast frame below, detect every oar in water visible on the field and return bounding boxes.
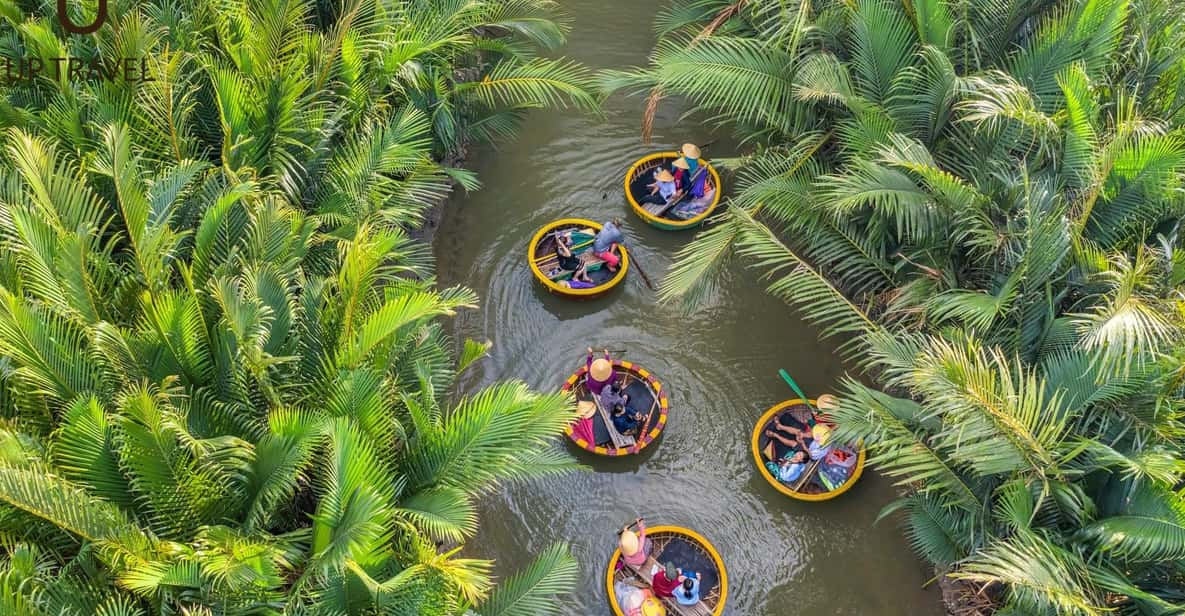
[629,251,656,291]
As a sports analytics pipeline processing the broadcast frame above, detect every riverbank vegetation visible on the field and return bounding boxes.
[610,0,1185,613]
[0,0,594,613]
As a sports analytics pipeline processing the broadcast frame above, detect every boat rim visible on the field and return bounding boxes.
[604,524,729,616]
[624,151,722,229]
[750,398,867,501]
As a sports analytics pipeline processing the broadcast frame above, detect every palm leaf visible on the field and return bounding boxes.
[476,542,578,616]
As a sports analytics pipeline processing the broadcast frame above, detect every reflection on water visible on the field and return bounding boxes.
[433,2,944,614]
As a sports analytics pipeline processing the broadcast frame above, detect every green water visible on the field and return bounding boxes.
[433,2,944,614]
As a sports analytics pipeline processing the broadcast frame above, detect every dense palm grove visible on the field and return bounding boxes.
[613,0,1185,613]
[0,0,595,614]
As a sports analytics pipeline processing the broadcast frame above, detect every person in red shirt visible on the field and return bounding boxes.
[651,562,683,598]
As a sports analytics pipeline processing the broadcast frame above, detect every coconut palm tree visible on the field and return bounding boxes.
[606,0,1185,612]
[0,122,581,614]
[0,0,595,613]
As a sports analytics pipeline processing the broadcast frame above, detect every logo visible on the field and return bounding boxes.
[2,0,152,84]
[56,0,107,34]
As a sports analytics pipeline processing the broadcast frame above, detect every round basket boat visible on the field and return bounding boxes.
[562,360,668,456]
[624,152,722,230]
[529,218,630,299]
[606,525,728,616]
[750,398,866,502]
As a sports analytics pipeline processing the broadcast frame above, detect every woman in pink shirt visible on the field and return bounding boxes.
[619,517,649,567]
[586,347,616,395]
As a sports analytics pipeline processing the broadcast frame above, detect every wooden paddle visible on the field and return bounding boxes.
[584,349,627,359]
[638,396,660,437]
[617,518,645,535]
[628,249,657,291]
[792,457,824,492]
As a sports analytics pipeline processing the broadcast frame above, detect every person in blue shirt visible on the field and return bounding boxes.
[610,403,644,437]
[640,168,679,206]
[673,571,702,605]
[600,380,629,413]
[593,218,625,272]
[765,450,807,485]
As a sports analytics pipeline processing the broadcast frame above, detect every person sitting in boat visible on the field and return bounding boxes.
[764,416,813,454]
[619,517,649,568]
[586,347,615,395]
[569,400,597,444]
[766,450,808,485]
[614,581,666,616]
[677,142,701,177]
[671,157,692,192]
[555,233,593,284]
[672,143,707,199]
[651,562,682,599]
[807,423,834,460]
[593,218,625,272]
[600,379,630,412]
[641,168,679,206]
[673,571,702,606]
[611,403,644,437]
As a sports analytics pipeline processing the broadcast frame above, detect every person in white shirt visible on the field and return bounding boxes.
[640,168,679,205]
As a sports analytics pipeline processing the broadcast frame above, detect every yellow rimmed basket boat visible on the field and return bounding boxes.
[607,525,727,616]
[750,398,867,502]
[624,152,722,230]
[562,360,668,456]
[529,218,629,299]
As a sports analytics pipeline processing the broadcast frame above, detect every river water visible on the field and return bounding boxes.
[434,2,944,614]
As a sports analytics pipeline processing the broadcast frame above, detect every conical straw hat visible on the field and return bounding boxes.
[672,157,690,169]
[641,597,667,616]
[655,169,675,182]
[816,394,839,411]
[681,143,701,159]
[576,400,596,419]
[619,529,641,555]
[590,358,613,382]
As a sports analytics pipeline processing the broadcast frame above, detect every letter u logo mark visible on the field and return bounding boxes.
[57,0,107,34]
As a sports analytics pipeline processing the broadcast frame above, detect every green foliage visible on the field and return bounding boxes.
[628,0,1185,612]
[0,0,590,613]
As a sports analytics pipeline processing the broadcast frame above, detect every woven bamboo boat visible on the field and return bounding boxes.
[750,398,866,501]
[528,218,629,299]
[563,360,668,456]
[624,152,722,230]
[606,525,728,616]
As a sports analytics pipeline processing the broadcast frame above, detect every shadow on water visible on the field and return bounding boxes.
[564,436,665,474]
[433,2,945,614]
